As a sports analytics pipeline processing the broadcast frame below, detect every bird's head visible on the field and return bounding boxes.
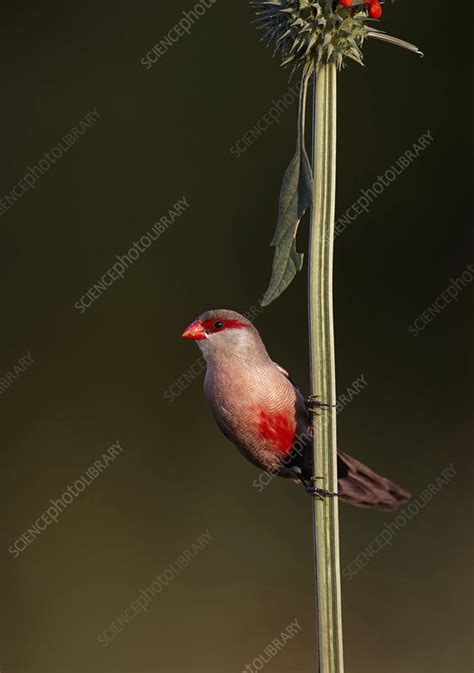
[182,309,267,364]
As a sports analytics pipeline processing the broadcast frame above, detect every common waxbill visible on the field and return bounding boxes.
[182,309,410,511]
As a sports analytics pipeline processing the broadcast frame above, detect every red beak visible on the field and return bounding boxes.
[181,319,207,340]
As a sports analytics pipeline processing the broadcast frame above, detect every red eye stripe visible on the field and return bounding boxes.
[201,318,248,334]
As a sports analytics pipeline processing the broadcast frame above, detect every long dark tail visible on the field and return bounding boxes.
[337,451,411,512]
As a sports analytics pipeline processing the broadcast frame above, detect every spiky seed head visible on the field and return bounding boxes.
[253,0,379,72]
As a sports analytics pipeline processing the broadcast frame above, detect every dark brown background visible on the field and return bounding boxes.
[0,1,472,672]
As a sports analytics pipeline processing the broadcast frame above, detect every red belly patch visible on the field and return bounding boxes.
[257,410,296,455]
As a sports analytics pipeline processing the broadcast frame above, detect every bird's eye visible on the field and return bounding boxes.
[213,320,224,330]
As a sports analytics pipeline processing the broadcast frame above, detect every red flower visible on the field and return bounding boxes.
[339,0,382,19]
[368,1,382,19]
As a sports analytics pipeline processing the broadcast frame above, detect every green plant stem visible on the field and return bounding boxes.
[308,62,344,673]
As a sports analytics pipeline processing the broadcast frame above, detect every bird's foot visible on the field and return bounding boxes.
[304,484,339,500]
[306,395,336,414]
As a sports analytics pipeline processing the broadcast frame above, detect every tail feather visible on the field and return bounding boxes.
[337,450,411,512]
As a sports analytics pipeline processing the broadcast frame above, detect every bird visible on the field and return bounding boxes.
[182,309,411,511]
